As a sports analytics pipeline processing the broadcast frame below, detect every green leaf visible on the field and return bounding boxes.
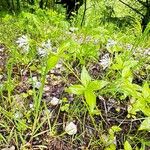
[58,42,70,55]
[139,117,150,131]
[111,126,122,132]
[142,82,150,99]
[88,80,108,91]
[67,85,85,95]
[124,141,132,150]
[122,67,132,79]
[105,144,116,150]
[46,55,59,72]
[84,90,96,113]
[112,54,123,70]
[81,66,91,87]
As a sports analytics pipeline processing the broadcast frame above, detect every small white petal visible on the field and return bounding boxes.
[34,81,41,89]
[37,39,52,57]
[50,97,60,106]
[65,122,77,135]
[15,112,22,119]
[106,39,116,49]
[32,76,38,82]
[55,63,62,69]
[69,27,78,32]
[29,103,34,108]
[0,47,4,52]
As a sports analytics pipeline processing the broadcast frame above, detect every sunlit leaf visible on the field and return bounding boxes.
[67,84,85,95]
[124,141,132,150]
[142,82,150,99]
[112,54,123,70]
[84,90,96,113]
[88,80,108,91]
[81,66,91,87]
[58,42,70,55]
[122,66,132,79]
[139,117,150,131]
[46,55,59,72]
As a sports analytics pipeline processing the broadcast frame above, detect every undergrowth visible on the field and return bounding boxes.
[0,5,150,150]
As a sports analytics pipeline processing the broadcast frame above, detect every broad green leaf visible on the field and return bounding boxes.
[142,82,150,99]
[81,66,91,87]
[58,42,70,55]
[88,80,108,91]
[84,90,96,113]
[124,60,138,68]
[122,67,132,79]
[124,141,132,150]
[67,85,85,95]
[112,54,123,70]
[140,105,150,116]
[139,117,150,131]
[46,55,59,72]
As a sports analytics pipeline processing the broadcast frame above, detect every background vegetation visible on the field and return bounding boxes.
[0,0,150,149]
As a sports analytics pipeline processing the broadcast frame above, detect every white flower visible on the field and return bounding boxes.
[126,44,133,51]
[65,122,77,135]
[32,76,38,82]
[106,39,116,49]
[29,103,34,108]
[43,39,51,49]
[34,81,41,89]
[32,76,41,89]
[69,27,78,32]
[37,39,52,57]
[50,97,60,106]
[0,47,4,52]
[16,35,29,53]
[144,48,150,56]
[14,111,23,119]
[100,53,110,70]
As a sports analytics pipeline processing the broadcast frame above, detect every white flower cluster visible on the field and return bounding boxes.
[100,53,111,70]
[37,39,52,57]
[106,39,116,49]
[16,35,29,53]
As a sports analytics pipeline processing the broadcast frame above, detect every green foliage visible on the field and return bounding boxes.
[0,0,150,149]
[124,141,133,150]
[139,117,150,131]
[67,66,108,114]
